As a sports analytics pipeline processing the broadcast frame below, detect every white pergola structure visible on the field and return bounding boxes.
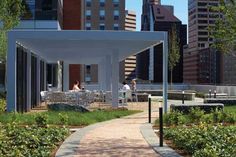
[7,30,168,112]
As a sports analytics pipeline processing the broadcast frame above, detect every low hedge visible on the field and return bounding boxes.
[157,108,236,126]
[0,98,6,112]
[164,125,236,157]
[0,122,69,157]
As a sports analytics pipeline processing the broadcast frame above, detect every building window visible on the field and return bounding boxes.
[113,0,119,7]
[86,0,91,7]
[114,23,119,30]
[100,23,105,30]
[100,0,105,7]
[100,10,105,20]
[42,0,52,11]
[85,65,91,82]
[114,10,119,20]
[86,23,91,30]
[86,10,91,20]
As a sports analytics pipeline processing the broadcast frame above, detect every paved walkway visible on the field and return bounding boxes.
[75,112,160,157]
[56,101,183,157]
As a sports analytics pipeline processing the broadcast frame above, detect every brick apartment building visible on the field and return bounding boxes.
[81,0,125,84]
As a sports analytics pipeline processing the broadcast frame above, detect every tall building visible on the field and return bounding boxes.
[184,0,221,84]
[63,0,84,89]
[120,10,137,81]
[84,0,125,30]
[20,0,63,29]
[82,0,125,84]
[221,54,236,85]
[137,1,187,83]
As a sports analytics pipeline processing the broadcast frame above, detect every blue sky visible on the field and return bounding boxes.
[126,0,188,31]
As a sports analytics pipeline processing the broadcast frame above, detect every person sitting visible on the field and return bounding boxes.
[131,79,137,92]
[122,81,130,90]
[72,80,80,91]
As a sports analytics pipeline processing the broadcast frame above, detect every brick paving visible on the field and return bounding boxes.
[75,111,160,157]
[71,101,160,157]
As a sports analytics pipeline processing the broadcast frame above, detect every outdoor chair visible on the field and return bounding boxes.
[105,91,112,103]
[65,91,78,105]
[40,91,48,102]
[119,90,132,106]
[46,92,67,104]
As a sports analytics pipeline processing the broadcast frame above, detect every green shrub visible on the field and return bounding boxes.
[201,114,214,124]
[162,107,236,127]
[188,108,204,123]
[0,122,69,157]
[0,98,6,112]
[195,92,205,98]
[58,113,69,125]
[163,111,183,126]
[0,92,6,99]
[35,114,48,127]
[164,125,236,157]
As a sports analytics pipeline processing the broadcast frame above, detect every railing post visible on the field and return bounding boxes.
[159,107,163,147]
[209,89,212,98]
[148,95,151,123]
[214,90,216,98]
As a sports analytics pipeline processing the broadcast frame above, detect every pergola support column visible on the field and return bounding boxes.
[6,35,16,112]
[36,57,41,106]
[63,62,69,91]
[26,50,31,111]
[163,32,168,113]
[105,55,112,91]
[111,51,119,107]
[98,59,106,90]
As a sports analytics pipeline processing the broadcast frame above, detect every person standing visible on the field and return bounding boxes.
[122,81,130,90]
[131,79,137,92]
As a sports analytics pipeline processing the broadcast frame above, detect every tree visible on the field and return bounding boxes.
[210,0,236,56]
[168,25,180,89]
[0,0,23,89]
[0,0,23,62]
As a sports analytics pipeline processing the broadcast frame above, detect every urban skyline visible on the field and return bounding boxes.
[126,0,188,31]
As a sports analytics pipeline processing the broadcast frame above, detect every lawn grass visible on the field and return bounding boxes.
[224,105,236,115]
[0,110,141,126]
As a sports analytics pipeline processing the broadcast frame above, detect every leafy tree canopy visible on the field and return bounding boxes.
[168,25,180,71]
[210,0,236,56]
[0,0,23,62]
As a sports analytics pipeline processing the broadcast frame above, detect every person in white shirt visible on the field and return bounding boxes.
[122,81,130,90]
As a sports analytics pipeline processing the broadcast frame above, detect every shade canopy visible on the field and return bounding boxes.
[12,30,164,63]
[7,30,168,112]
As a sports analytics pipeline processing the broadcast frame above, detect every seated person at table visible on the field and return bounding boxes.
[72,80,80,91]
[122,81,130,90]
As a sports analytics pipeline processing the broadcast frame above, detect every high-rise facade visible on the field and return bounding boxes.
[62,0,84,89]
[137,1,187,83]
[84,0,125,30]
[20,0,63,29]
[82,0,125,84]
[184,0,221,84]
[120,10,137,81]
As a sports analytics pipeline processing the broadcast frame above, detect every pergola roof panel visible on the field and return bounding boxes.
[11,30,164,63]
